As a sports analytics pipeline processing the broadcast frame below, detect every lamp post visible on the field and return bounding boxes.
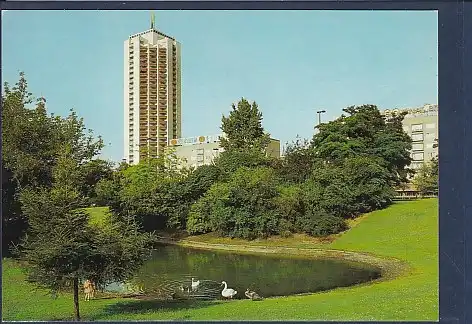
[316,110,326,126]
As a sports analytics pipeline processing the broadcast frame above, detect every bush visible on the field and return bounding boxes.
[306,156,394,219]
[295,206,347,237]
[187,167,281,239]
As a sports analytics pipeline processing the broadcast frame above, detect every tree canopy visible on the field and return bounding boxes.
[219,98,271,153]
[4,73,155,320]
[2,73,104,254]
[311,104,412,186]
[16,150,154,321]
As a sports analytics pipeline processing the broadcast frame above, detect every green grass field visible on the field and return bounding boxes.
[2,199,438,321]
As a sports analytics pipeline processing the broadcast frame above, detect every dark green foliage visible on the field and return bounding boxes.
[166,164,222,229]
[79,159,114,205]
[276,136,317,183]
[187,167,282,239]
[312,104,412,186]
[295,206,347,237]
[2,73,103,253]
[15,151,155,321]
[305,156,394,219]
[95,174,123,208]
[273,184,304,234]
[215,149,273,179]
[220,98,271,153]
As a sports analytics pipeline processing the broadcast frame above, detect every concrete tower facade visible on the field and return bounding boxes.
[124,15,181,165]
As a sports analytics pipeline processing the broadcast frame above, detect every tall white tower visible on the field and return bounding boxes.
[124,13,182,165]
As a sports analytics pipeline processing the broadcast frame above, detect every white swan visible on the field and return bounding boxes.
[191,278,200,290]
[221,281,237,299]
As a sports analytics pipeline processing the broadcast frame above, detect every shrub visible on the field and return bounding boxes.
[295,206,347,237]
[187,167,281,239]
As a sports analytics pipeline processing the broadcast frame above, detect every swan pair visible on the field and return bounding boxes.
[221,281,237,299]
[178,278,200,294]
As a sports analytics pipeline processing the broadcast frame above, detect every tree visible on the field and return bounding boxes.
[311,104,412,186]
[15,149,154,321]
[276,136,316,183]
[214,149,273,179]
[79,159,114,204]
[2,73,103,253]
[187,167,281,239]
[412,158,438,195]
[220,98,271,153]
[111,151,191,231]
[307,156,394,218]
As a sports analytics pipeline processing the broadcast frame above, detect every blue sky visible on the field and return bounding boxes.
[2,10,438,162]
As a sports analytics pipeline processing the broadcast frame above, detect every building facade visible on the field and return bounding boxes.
[383,104,438,171]
[169,134,281,168]
[124,19,182,165]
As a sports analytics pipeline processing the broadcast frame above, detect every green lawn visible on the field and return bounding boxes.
[2,199,438,321]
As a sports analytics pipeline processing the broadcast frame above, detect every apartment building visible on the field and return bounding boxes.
[124,17,182,165]
[383,104,438,171]
[169,134,281,169]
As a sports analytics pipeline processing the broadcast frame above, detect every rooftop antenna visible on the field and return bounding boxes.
[150,11,156,30]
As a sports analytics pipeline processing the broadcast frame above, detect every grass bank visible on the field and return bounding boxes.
[2,199,438,321]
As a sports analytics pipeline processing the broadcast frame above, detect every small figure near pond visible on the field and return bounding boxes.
[245,288,263,301]
[83,279,96,301]
[221,281,237,299]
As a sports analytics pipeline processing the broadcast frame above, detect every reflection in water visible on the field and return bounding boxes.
[106,244,381,300]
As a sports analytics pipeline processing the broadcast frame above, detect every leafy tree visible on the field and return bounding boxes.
[2,73,103,253]
[306,156,394,219]
[311,104,412,186]
[94,174,122,207]
[164,164,222,229]
[111,151,191,231]
[187,167,281,239]
[219,98,271,152]
[214,149,273,179]
[276,136,317,183]
[412,157,438,195]
[15,149,154,321]
[79,159,114,204]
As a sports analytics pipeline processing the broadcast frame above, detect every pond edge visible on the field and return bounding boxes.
[155,238,410,286]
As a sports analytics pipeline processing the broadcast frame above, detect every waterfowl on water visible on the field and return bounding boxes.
[191,278,200,290]
[179,285,190,293]
[221,281,237,299]
[245,288,263,301]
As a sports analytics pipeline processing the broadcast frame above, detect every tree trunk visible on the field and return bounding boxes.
[73,277,81,321]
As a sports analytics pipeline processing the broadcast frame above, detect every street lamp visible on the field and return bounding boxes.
[316,110,326,127]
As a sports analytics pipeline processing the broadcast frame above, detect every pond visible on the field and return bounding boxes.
[106,244,381,300]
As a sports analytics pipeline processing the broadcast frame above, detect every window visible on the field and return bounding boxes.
[426,123,436,129]
[412,143,424,151]
[411,133,424,142]
[412,152,424,161]
[411,124,423,132]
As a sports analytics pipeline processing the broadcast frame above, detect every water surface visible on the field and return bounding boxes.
[110,244,381,300]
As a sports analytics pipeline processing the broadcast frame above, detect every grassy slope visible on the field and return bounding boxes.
[2,199,438,321]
